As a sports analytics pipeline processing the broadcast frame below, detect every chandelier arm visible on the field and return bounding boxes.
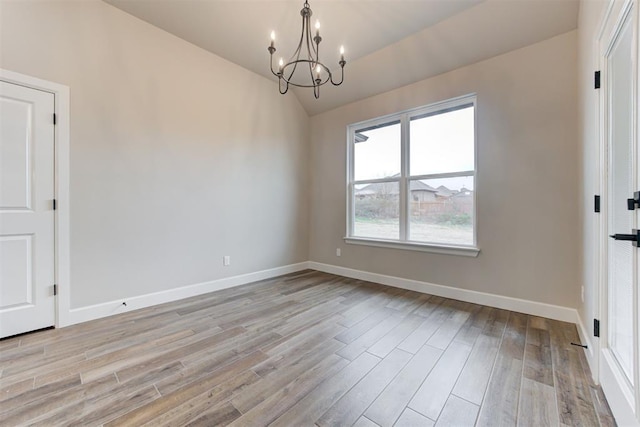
[288,4,307,65]
[311,37,319,66]
[285,58,302,84]
[269,53,281,77]
[308,61,316,90]
[283,11,307,83]
[305,16,319,90]
[293,32,304,57]
[306,30,314,80]
[268,44,277,75]
[279,78,289,95]
[330,64,345,86]
[308,22,319,60]
[303,18,312,64]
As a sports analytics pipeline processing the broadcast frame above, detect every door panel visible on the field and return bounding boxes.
[0,96,33,210]
[0,81,55,338]
[0,235,34,307]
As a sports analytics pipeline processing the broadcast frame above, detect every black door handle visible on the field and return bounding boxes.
[610,229,640,247]
[611,234,638,241]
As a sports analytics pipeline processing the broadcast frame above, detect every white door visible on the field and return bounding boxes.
[0,80,56,338]
[600,0,640,424]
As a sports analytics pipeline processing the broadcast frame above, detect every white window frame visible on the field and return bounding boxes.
[345,94,479,257]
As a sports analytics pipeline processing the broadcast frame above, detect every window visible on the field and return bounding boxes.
[346,94,478,256]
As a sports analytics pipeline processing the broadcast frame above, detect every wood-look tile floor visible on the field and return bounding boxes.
[0,270,616,426]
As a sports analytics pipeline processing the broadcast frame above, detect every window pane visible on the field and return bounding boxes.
[410,105,474,175]
[354,121,401,181]
[409,176,474,245]
[354,181,399,240]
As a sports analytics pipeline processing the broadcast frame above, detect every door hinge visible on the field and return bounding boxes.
[594,319,600,337]
[628,191,640,210]
[53,284,57,296]
[594,71,601,89]
[594,195,600,213]
[53,113,57,125]
[53,199,57,210]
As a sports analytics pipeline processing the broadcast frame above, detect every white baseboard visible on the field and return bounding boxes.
[308,261,579,324]
[63,260,580,330]
[62,262,309,327]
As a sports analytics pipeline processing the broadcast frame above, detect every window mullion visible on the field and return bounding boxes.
[409,171,475,181]
[399,114,410,241]
[353,177,401,185]
[347,128,354,238]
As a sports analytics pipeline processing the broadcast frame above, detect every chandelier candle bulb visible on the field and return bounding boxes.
[315,20,320,38]
[278,58,284,74]
[270,31,275,48]
[340,46,345,62]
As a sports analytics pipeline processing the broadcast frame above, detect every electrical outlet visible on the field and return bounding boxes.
[581,286,584,303]
[223,256,231,266]
[336,248,341,257]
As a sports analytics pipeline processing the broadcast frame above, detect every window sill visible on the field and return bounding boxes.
[343,237,480,257]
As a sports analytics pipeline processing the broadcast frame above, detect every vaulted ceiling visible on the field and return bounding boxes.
[104,0,579,115]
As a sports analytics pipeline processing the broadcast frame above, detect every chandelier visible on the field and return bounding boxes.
[268,0,346,99]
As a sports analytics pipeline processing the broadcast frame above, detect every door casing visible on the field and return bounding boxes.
[596,0,640,424]
[0,69,71,330]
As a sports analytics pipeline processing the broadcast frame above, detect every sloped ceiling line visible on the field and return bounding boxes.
[103,0,579,115]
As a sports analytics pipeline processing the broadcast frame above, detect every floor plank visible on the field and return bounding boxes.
[137,370,258,426]
[365,344,442,426]
[231,339,344,413]
[426,302,472,350]
[353,416,380,427]
[336,312,404,360]
[227,354,349,426]
[395,408,435,426]
[435,394,479,426]
[317,348,412,427]
[106,351,268,426]
[408,341,472,420]
[367,314,424,358]
[270,352,380,426]
[452,334,501,405]
[518,377,561,427]
[396,300,453,354]
[476,312,527,427]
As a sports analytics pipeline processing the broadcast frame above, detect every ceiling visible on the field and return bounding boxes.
[104,0,579,116]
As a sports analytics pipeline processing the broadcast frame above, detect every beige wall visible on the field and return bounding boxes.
[0,0,310,308]
[309,31,580,308]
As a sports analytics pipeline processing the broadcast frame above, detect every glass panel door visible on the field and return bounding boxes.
[607,4,636,388]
